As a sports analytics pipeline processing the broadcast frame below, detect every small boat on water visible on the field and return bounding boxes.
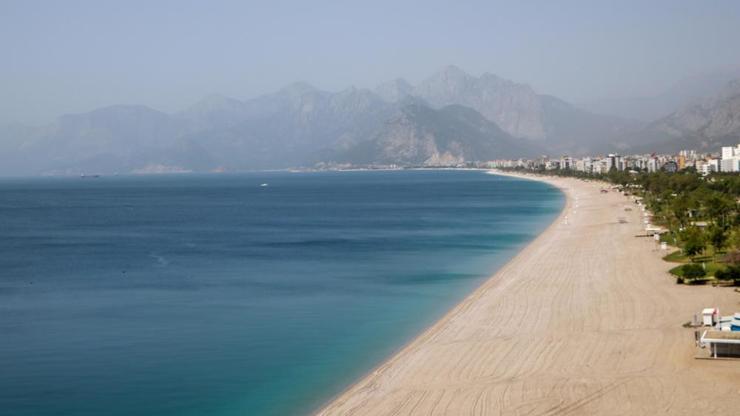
[260,183,269,187]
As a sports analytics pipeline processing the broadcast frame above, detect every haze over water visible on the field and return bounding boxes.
[0,170,562,415]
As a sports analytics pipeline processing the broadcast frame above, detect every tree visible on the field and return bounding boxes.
[607,169,632,187]
[708,225,727,253]
[723,250,740,266]
[670,196,692,227]
[729,230,740,251]
[682,227,706,258]
[705,193,734,227]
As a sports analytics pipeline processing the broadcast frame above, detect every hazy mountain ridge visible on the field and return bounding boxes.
[374,78,414,102]
[0,68,549,175]
[624,79,740,153]
[582,69,740,121]
[381,65,640,154]
[173,85,398,170]
[1,66,738,175]
[333,103,541,166]
[410,66,548,140]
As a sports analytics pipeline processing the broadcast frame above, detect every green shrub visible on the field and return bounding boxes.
[715,265,740,284]
[680,263,706,279]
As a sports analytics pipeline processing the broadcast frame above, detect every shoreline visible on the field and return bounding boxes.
[318,171,740,415]
[309,170,570,414]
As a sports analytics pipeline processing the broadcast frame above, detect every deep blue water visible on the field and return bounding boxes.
[0,170,562,416]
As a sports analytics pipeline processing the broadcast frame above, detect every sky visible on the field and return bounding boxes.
[2,0,740,125]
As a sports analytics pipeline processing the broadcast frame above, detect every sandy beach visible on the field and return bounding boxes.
[318,172,740,415]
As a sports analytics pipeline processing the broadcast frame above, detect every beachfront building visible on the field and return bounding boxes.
[487,143,733,177]
[697,310,740,359]
[604,154,624,171]
[545,160,560,170]
[560,156,573,170]
[709,158,719,173]
[700,330,740,358]
[721,144,740,172]
[679,149,696,161]
[647,157,660,173]
[721,158,740,173]
[697,160,713,176]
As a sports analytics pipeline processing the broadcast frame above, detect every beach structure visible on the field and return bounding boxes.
[702,308,719,326]
[717,313,740,331]
[645,225,666,236]
[706,312,740,332]
[700,330,740,358]
[695,310,740,359]
[697,308,740,358]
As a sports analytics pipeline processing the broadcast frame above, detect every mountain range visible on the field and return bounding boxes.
[624,79,740,153]
[0,66,738,176]
[581,68,740,121]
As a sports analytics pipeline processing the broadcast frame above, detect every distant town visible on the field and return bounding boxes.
[485,144,740,175]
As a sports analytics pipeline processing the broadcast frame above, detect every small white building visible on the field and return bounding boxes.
[702,308,719,327]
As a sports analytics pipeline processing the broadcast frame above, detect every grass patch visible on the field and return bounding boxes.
[663,250,688,263]
[670,260,729,286]
[670,262,725,277]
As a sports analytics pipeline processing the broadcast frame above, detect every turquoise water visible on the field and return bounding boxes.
[0,170,563,415]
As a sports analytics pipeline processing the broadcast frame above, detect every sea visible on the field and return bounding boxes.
[0,170,563,416]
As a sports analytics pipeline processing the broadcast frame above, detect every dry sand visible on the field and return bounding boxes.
[318,172,740,415]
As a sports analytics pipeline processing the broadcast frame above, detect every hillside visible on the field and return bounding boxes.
[334,104,541,165]
[624,79,740,153]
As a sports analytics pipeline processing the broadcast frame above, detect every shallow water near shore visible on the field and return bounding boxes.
[0,170,562,416]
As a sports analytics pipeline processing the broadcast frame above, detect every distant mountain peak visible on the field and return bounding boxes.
[184,94,244,113]
[479,72,503,81]
[88,104,162,114]
[414,67,546,139]
[199,93,241,104]
[56,105,169,125]
[374,78,414,102]
[279,81,320,96]
[389,77,412,87]
[436,64,470,79]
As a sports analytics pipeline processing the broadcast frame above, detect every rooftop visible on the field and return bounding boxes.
[702,330,740,344]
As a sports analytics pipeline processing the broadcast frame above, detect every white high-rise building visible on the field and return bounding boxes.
[708,158,720,173]
[722,158,740,173]
[698,160,718,176]
[720,144,740,172]
[721,146,736,160]
[647,158,659,173]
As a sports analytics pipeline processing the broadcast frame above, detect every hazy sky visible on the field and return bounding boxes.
[2,0,740,125]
